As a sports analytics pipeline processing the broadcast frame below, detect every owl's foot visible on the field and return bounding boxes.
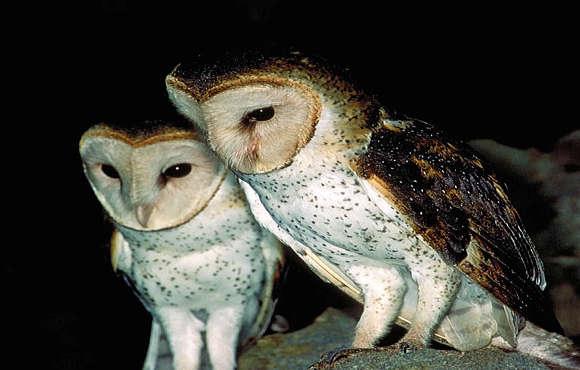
[308,348,371,369]
[397,329,429,352]
[309,341,426,369]
[390,339,422,353]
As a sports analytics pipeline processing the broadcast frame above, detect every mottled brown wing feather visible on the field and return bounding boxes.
[352,117,563,333]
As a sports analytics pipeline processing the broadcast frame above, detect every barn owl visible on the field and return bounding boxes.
[79,121,283,370]
[165,50,579,367]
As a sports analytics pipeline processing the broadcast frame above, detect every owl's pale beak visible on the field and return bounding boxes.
[136,203,156,228]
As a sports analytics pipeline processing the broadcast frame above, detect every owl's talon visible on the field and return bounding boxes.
[395,340,420,353]
[309,342,425,369]
[309,348,347,369]
[309,348,381,369]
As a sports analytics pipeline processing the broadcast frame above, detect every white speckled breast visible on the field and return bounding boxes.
[116,173,266,310]
[239,153,418,266]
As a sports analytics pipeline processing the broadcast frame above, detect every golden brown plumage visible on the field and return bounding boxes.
[352,114,562,333]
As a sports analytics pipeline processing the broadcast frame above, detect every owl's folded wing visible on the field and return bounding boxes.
[351,116,562,334]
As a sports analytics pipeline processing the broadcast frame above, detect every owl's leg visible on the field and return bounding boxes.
[154,322,174,370]
[310,263,407,369]
[347,263,407,348]
[402,261,461,348]
[206,305,246,370]
[142,319,161,370]
[155,306,205,370]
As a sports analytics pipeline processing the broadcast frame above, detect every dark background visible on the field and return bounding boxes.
[8,1,577,369]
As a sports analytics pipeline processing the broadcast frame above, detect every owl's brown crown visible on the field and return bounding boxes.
[167,48,351,102]
[80,119,199,148]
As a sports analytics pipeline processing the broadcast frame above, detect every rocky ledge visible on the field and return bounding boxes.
[239,308,551,370]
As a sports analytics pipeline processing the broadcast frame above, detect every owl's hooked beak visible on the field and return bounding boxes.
[135,203,156,228]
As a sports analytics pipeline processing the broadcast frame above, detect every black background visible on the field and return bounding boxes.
[8,1,577,369]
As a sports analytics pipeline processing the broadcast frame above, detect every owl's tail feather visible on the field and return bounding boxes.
[493,322,580,369]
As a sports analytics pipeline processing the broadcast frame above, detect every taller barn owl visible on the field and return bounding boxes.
[79,121,283,370]
[165,50,579,367]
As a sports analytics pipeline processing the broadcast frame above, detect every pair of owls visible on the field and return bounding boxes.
[82,49,578,370]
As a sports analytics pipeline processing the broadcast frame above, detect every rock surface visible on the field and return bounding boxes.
[239,308,356,370]
[239,308,551,369]
[328,347,549,370]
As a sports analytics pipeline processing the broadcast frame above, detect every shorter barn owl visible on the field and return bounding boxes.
[166,50,579,368]
[79,121,283,370]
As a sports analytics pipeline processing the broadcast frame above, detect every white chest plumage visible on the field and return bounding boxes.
[116,174,266,310]
[239,154,419,266]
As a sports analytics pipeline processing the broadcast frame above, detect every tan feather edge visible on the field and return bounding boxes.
[80,125,198,148]
[110,230,123,272]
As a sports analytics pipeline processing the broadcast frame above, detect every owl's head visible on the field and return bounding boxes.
[166,50,368,174]
[79,121,225,231]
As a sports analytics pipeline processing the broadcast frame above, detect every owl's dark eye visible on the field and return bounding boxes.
[101,164,120,179]
[163,163,192,178]
[243,106,275,124]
